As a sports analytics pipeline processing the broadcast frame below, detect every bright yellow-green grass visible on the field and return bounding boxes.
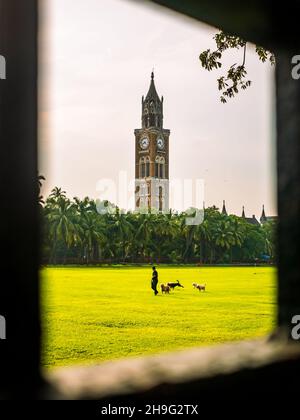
[41,266,277,369]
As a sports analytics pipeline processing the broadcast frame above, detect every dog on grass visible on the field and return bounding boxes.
[161,284,171,294]
[193,282,206,292]
[167,280,184,290]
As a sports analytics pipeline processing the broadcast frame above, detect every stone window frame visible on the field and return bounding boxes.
[1,0,300,400]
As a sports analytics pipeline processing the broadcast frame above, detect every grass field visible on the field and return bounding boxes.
[41,266,277,369]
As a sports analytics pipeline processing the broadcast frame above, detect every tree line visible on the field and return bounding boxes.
[40,187,276,265]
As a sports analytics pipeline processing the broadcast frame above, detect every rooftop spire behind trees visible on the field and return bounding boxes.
[260,204,267,223]
[222,200,227,215]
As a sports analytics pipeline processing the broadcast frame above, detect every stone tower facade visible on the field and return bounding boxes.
[135,72,170,212]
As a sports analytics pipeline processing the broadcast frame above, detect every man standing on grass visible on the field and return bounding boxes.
[151,266,159,295]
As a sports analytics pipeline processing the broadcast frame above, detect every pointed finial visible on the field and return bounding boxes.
[151,70,154,80]
[260,204,266,221]
[222,200,227,215]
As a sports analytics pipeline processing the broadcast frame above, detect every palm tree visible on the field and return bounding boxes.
[48,187,67,204]
[212,219,234,262]
[41,189,277,265]
[46,196,76,263]
[262,220,276,260]
[79,212,106,264]
[228,216,246,262]
[151,212,177,262]
[135,212,157,262]
[109,208,133,262]
[195,218,211,263]
[180,213,197,262]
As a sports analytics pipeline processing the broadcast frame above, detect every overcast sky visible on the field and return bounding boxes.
[39,0,276,217]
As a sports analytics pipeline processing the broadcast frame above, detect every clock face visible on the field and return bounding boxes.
[157,137,164,150]
[140,137,149,149]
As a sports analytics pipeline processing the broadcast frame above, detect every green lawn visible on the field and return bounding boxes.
[41,266,277,369]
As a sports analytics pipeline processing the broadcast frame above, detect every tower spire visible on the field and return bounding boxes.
[222,200,227,215]
[142,72,163,129]
[135,73,170,213]
[242,206,245,218]
[145,72,159,101]
[260,204,267,223]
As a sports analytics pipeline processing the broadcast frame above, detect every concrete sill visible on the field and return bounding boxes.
[47,335,300,400]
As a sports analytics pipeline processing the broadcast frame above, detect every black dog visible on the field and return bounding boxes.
[167,280,184,290]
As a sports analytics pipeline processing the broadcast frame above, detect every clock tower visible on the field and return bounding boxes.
[135,72,170,212]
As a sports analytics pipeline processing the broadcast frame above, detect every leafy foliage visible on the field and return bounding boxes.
[41,187,276,265]
[199,31,275,103]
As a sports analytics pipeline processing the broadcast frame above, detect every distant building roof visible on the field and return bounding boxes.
[260,205,278,223]
[241,206,260,225]
[245,215,260,226]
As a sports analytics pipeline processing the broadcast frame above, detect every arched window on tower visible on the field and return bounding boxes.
[159,157,165,179]
[135,185,140,209]
[159,186,163,212]
[140,157,145,178]
[155,156,160,178]
[146,181,151,196]
[145,156,150,177]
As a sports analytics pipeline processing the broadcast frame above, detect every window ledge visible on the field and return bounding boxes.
[47,335,300,400]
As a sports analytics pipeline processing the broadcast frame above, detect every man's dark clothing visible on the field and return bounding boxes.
[151,269,158,295]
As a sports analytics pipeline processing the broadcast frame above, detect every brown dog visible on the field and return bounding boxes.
[193,283,206,292]
[161,284,170,294]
